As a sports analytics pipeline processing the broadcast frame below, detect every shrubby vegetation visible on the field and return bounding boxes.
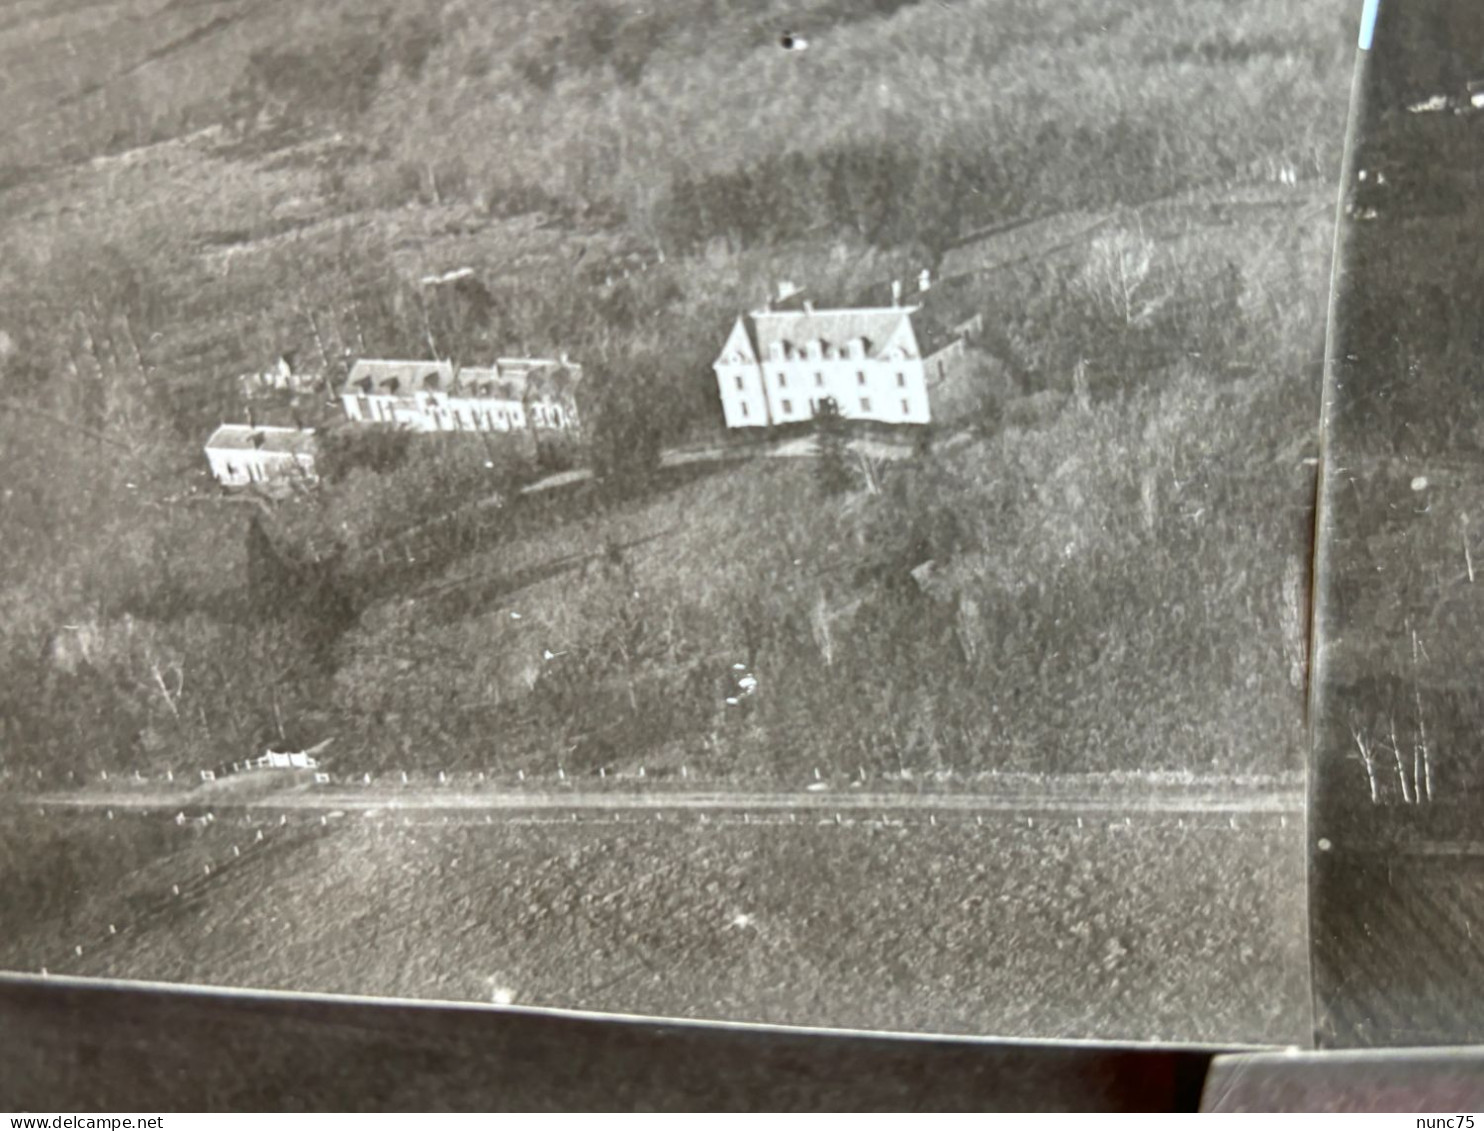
[322,369,1313,779]
[3,814,1308,1045]
[3,0,1349,233]
[0,0,1346,784]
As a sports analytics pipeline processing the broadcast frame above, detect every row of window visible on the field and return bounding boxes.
[422,394,566,426]
[357,376,529,400]
[219,458,298,483]
[767,342,873,362]
[221,462,263,483]
[353,396,573,430]
[733,371,909,391]
[737,397,913,419]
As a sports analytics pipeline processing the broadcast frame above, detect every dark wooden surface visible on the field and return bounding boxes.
[0,976,1210,1111]
[1204,1048,1484,1112]
[1310,0,1484,1048]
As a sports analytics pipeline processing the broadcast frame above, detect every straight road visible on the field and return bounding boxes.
[20,784,1303,818]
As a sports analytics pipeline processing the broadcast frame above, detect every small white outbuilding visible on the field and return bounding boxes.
[204,424,318,487]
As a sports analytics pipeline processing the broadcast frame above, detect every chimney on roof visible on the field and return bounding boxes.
[918,268,931,293]
[246,405,257,429]
[891,279,902,307]
[802,299,814,315]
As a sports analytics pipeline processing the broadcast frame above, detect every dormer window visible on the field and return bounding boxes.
[358,377,374,393]
[423,372,440,391]
[769,342,785,362]
[381,377,400,394]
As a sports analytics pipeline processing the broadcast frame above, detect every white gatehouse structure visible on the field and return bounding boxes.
[203,424,318,487]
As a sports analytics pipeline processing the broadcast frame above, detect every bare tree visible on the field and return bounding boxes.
[301,302,332,374]
[1384,714,1412,805]
[1351,724,1379,804]
[148,657,184,719]
[1412,628,1434,802]
[810,595,834,667]
[954,595,982,665]
[1463,512,1475,584]
[855,449,886,496]
[1072,359,1092,413]
[1083,224,1170,328]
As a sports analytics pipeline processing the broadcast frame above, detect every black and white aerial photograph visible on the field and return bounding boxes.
[1311,0,1484,1049]
[0,0,1354,1047]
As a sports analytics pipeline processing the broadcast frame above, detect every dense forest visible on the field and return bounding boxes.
[0,0,1352,784]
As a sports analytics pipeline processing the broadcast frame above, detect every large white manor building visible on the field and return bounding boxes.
[712,278,968,430]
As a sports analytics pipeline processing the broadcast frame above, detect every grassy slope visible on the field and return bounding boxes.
[0,809,266,957]
[0,0,1348,781]
[0,174,1333,781]
[0,0,1351,176]
[0,0,1346,1043]
[0,0,1352,417]
[22,810,1307,1045]
[324,190,1327,779]
[429,0,1349,201]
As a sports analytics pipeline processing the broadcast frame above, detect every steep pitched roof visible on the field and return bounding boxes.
[851,275,977,359]
[344,358,454,397]
[747,307,918,362]
[343,357,582,399]
[473,358,584,400]
[912,308,963,359]
[713,317,760,366]
[205,424,318,456]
